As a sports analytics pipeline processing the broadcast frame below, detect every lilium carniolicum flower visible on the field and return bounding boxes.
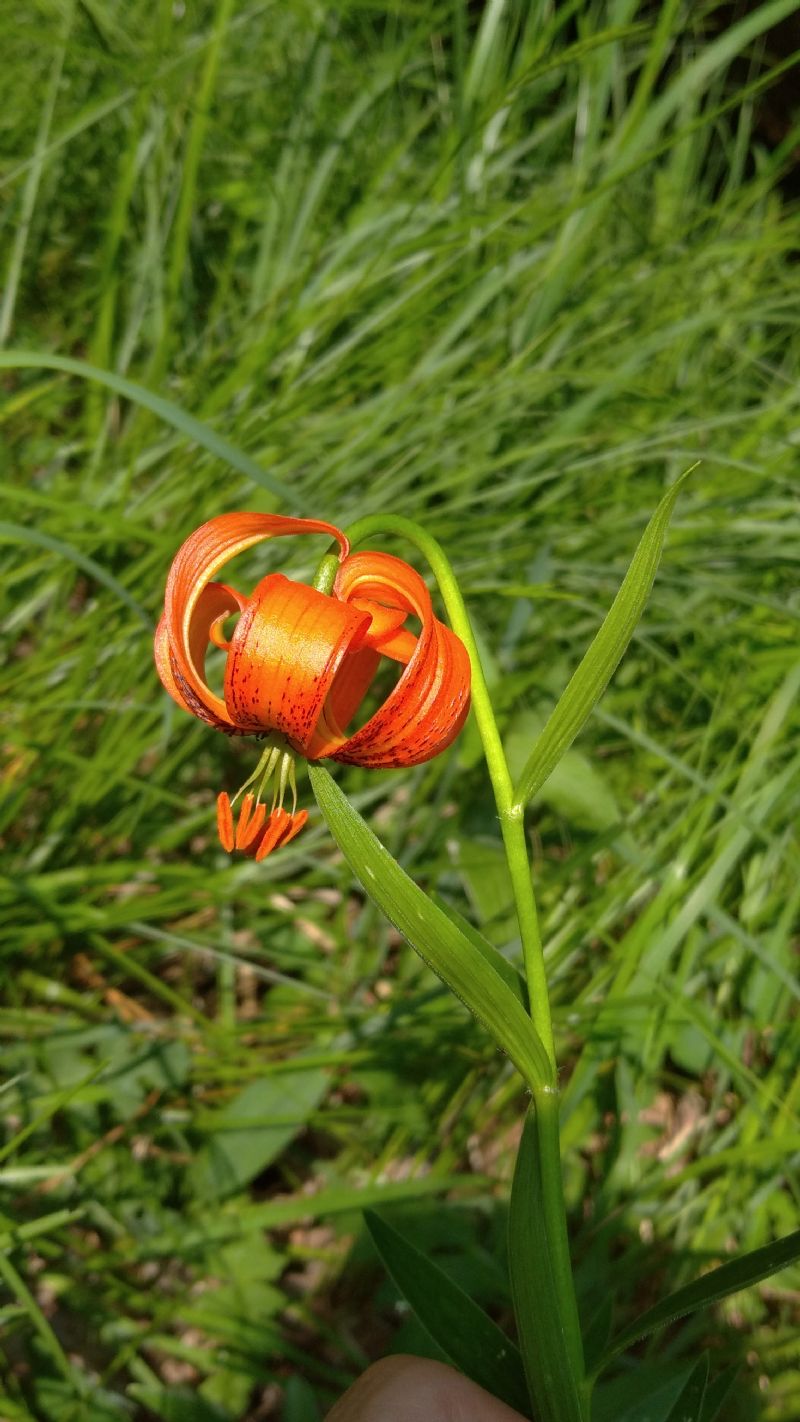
[154,513,471,860]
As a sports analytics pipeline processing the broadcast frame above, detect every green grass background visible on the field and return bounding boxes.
[1,2,799,1418]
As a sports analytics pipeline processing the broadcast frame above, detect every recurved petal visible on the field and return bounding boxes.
[169,580,245,728]
[322,550,471,767]
[155,613,194,716]
[315,645,380,744]
[351,596,416,664]
[162,513,349,731]
[223,573,371,749]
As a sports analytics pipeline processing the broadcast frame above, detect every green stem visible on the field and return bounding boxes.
[339,513,555,1068]
[500,813,553,1065]
[311,552,340,596]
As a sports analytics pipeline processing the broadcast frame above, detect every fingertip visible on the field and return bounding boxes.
[325,1355,528,1422]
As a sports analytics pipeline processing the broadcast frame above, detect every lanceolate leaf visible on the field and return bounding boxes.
[431,891,529,1011]
[509,1109,588,1422]
[664,1355,708,1422]
[591,1365,693,1422]
[308,764,551,1091]
[597,1227,800,1371]
[364,1211,530,1416]
[699,1369,739,1422]
[512,469,692,810]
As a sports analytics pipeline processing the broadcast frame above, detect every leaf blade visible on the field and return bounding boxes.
[598,1228,800,1371]
[664,1355,709,1422]
[431,891,529,1011]
[698,1369,739,1422]
[513,469,692,809]
[509,1108,587,1422]
[308,763,551,1091]
[365,1210,530,1416]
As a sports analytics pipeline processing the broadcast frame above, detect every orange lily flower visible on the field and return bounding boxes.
[154,513,471,860]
